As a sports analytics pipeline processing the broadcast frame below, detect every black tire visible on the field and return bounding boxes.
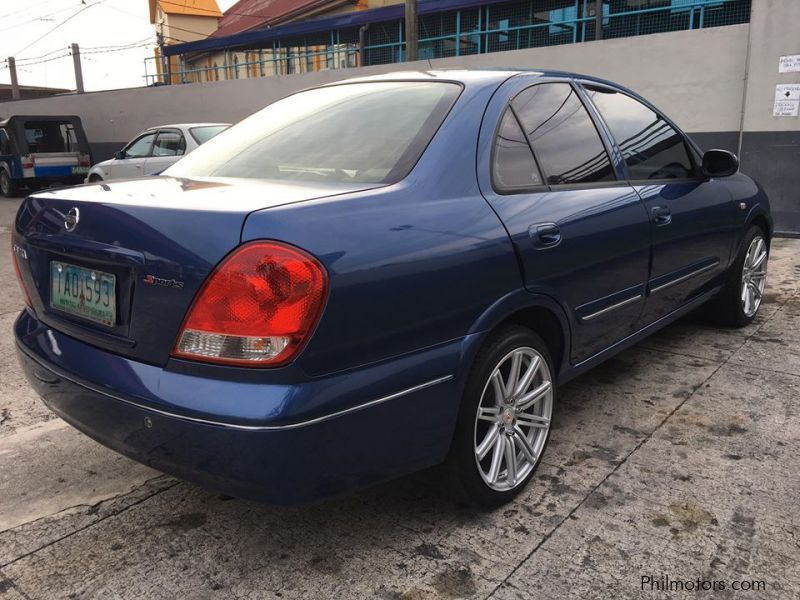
[0,169,17,198]
[707,224,768,327]
[448,324,556,508]
[88,174,103,183]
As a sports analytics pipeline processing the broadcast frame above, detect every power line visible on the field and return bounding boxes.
[167,22,225,38]
[81,37,156,52]
[13,0,112,57]
[98,2,152,21]
[99,3,213,44]
[157,0,292,21]
[100,3,213,40]
[0,0,63,22]
[0,52,71,71]
[81,41,155,56]
[0,40,155,72]
[6,46,73,65]
[173,0,353,23]
[0,1,89,35]
[110,0,272,24]
[1,37,155,69]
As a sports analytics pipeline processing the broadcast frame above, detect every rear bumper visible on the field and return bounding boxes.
[15,311,467,503]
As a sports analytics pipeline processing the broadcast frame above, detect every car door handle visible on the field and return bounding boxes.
[529,223,562,249]
[651,206,672,226]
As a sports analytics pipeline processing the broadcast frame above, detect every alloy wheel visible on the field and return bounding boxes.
[741,235,768,318]
[473,347,553,492]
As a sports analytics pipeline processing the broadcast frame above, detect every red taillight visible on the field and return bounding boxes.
[172,241,328,367]
[21,156,33,169]
[11,239,33,309]
[79,154,91,167]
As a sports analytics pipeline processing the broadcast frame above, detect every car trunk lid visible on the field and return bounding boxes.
[14,176,375,366]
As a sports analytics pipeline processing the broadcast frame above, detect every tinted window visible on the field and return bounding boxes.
[125,133,156,158]
[23,121,78,153]
[585,87,696,180]
[190,125,228,145]
[153,131,186,156]
[512,83,615,185]
[165,82,461,185]
[0,130,9,155]
[492,109,542,190]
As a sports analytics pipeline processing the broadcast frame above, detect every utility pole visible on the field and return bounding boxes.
[405,0,418,62]
[7,57,20,99]
[71,43,85,93]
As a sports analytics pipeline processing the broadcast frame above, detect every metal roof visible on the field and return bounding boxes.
[212,0,355,39]
[164,0,515,56]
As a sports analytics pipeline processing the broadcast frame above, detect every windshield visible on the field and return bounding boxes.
[165,81,461,185]
[190,125,228,145]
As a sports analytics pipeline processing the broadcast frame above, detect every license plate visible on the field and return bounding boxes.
[50,262,116,326]
[72,166,89,174]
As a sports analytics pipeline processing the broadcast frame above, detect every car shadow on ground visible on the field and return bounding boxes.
[80,307,727,560]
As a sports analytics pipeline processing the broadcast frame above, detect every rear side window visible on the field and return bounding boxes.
[492,109,542,190]
[153,131,186,157]
[190,126,228,145]
[585,87,696,180]
[0,130,10,154]
[23,121,78,153]
[512,83,615,185]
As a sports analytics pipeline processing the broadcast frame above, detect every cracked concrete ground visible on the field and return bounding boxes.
[1,196,798,599]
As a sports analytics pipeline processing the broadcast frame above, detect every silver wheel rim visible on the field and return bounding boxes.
[0,172,8,196]
[473,347,553,492]
[741,235,768,318]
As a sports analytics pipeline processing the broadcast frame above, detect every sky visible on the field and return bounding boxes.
[0,0,238,92]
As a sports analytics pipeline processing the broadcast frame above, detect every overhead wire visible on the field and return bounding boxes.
[0,40,156,72]
[0,0,62,21]
[158,0,274,20]
[0,1,81,32]
[12,0,112,56]
[100,3,216,40]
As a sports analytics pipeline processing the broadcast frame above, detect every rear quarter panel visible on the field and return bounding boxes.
[241,77,524,377]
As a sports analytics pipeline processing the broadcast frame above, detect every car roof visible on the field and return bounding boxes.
[144,123,230,131]
[327,69,633,95]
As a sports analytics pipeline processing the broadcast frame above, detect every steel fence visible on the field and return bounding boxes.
[146,0,751,85]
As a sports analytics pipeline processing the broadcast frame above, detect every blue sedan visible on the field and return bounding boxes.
[12,70,771,506]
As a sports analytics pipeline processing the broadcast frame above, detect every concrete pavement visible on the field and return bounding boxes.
[1,196,798,599]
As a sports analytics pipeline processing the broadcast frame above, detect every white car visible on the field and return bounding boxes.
[86,123,229,182]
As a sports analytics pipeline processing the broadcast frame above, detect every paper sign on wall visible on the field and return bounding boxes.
[779,55,800,73]
[774,84,800,117]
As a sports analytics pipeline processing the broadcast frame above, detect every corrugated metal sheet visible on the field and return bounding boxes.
[164,0,513,56]
[212,0,349,38]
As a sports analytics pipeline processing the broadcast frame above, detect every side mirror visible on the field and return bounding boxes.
[114,150,126,160]
[702,149,739,178]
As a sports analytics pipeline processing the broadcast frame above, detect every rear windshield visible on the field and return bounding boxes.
[189,125,228,145]
[165,81,461,185]
[24,121,79,153]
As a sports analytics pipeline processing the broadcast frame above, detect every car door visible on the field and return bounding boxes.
[478,77,652,364]
[581,84,737,325]
[110,132,156,179]
[143,129,186,175]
